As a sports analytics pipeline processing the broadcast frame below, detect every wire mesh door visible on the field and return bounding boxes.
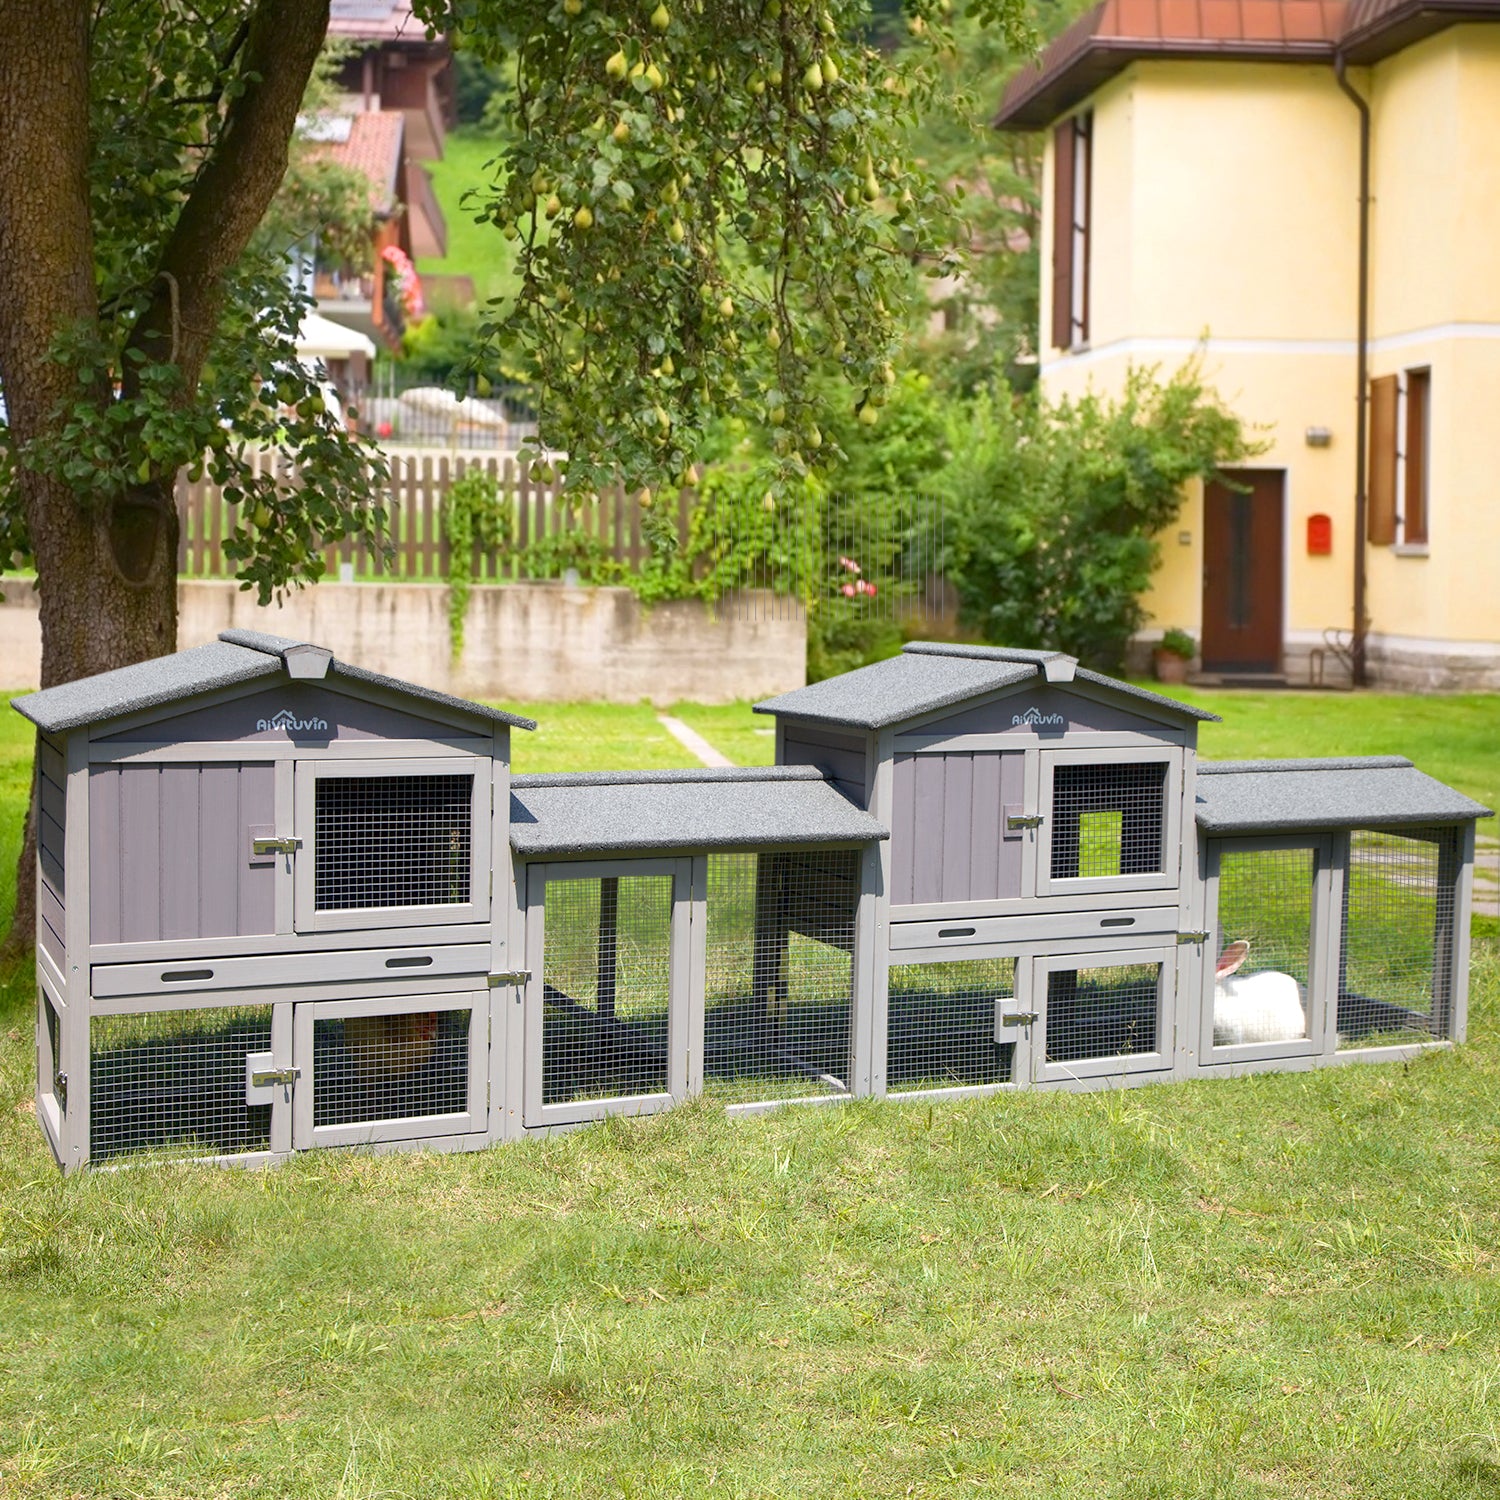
[702,851,857,1106]
[292,991,487,1149]
[524,860,689,1127]
[1037,749,1182,898]
[1034,946,1173,1082]
[293,758,491,933]
[886,956,1024,1098]
[1206,839,1326,1059]
[89,1002,291,1163]
[1337,828,1458,1048]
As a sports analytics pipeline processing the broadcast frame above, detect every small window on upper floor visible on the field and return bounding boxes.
[1368,367,1430,550]
[1050,110,1092,352]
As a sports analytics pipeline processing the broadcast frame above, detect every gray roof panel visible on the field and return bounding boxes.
[12,642,282,735]
[1195,757,1492,833]
[510,766,888,855]
[11,634,535,735]
[754,640,1218,729]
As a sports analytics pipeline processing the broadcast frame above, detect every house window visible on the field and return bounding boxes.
[1050,111,1092,352]
[1368,368,1431,549]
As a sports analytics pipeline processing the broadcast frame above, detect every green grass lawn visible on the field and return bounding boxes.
[2,687,1499,1496]
[416,129,519,308]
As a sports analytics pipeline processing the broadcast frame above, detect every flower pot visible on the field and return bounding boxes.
[1152,649,1190,684]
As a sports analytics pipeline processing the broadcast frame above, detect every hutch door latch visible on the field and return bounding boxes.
[250,1065,301,1088]
[1177,930,1210,945]
[1005,813,1044,831]
[999,1012,1039,1027]
[487,970,531,987]
[251,834,303,856]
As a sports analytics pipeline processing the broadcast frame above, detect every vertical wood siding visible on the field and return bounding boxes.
[89,763,276,944]
[890,751,1024,907]
[36,735,67,967]
[781,728,870,806]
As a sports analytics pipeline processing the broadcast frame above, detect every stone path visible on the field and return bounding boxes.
[657,714,733,769]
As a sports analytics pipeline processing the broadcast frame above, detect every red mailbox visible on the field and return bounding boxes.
[1307,513,1333,556]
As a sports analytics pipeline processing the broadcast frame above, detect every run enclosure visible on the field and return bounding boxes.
[14,637,1490,1170]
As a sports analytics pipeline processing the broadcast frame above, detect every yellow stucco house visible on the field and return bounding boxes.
[996,0,1500,688]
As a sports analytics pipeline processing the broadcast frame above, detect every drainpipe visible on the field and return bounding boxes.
[1335,53,1371,687]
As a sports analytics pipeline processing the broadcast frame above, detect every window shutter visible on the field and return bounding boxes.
[1368,374,1398,545]
[1051,118,1076,352]
[1404,368,1430,545]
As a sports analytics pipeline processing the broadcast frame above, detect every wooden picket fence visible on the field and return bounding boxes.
[174,450,696,583]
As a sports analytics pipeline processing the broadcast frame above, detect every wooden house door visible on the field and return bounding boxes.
[1202,471,1285,674]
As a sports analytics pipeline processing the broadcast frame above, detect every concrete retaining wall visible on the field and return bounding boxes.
[0,580,806,704]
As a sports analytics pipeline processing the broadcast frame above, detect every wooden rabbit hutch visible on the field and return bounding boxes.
[14,636,1490,1170]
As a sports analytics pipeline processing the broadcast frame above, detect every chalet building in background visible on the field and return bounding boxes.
[996,0,1500,690]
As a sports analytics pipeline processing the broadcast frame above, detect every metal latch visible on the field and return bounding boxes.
[251,834,302,856]
[999,1012,1039,1027]
[487,970,531,987]
[1177,930,1210,945]
[1006,813,1044,830]
[251,1066,300,1088]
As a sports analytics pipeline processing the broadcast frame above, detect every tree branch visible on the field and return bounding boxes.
[123,0,328,399]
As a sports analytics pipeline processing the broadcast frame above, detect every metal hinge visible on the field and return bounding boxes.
[1006,813,1044,831]
[999,1012,1039,1027]
[1177,930,1210,945]
[250,1065,300,1088]
[251,835,303,856]
[487,969,531,987]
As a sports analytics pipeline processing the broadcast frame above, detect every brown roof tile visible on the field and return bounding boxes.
[994,0,1499,127]
[313,111,405,214]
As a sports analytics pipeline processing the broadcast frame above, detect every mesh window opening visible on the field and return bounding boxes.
[1212,847,1313,1048]
[314,773,473,912]
[1339,829,1452,1048]
[314,1009,471,1127]
[542,875,673,1106]
[1051,762,1168,880]
[1045,963,1160,1064]
[703,851,856,1105]
[888,958,1016,1093]
[89,1007,273,1162]
[43,993,66,1111]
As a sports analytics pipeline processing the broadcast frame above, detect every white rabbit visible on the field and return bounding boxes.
[1212,940,1307,1046]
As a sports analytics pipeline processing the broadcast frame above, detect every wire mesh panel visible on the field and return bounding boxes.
[90,1006,273,1162]
[1043,962,1161,1069]
[1051,762,1169,880]
[887,958,1017,1094]
[42,991,66,1112]
[1339,829,1455,1047]
[312,1008,472,1126]
[543,875,673,1105]
[703,851,856,1104]
[1211,846,1313,1048]
[314,773,473,912]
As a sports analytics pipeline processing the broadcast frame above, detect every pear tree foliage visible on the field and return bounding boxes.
[417,0,1033,517]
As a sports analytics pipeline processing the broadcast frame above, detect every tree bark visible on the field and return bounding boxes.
[0,0,329,954]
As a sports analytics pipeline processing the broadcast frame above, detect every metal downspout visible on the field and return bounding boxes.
[1335,54,1371,687]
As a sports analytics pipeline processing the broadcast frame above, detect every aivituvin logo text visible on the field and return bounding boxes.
[1011,706,1066,728]
[256,708,329,733]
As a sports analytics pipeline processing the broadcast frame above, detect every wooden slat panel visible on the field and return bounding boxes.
[89,766,122,945]
[1368,374,1399,546]
[1405,367,1429,545]
[890,752,916,907]
[910,756,947,906]
[159,763,202,941]
[38,736,66,788]
[198,763,239,938]
[969,752,1003,902]
[118,766,162,943]
[237,763,277,935]
[939,754,974,903]
[1051,117,1076,352]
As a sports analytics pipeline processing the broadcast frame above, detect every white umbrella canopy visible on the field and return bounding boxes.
[397,385,508,429]
[295,312,378,361]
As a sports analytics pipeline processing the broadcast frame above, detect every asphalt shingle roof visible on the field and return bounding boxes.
[754,641,1218,730]
[510,767,888,856]
[1194,757,1492,833]
[12,633,535,735]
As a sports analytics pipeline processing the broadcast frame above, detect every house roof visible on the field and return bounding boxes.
[509,767,889,856]
[11,631,535,736]
[753,641,1219,731]
[1194,756,1492,833]
[995,0,1500,128]
[314,110,405,215]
